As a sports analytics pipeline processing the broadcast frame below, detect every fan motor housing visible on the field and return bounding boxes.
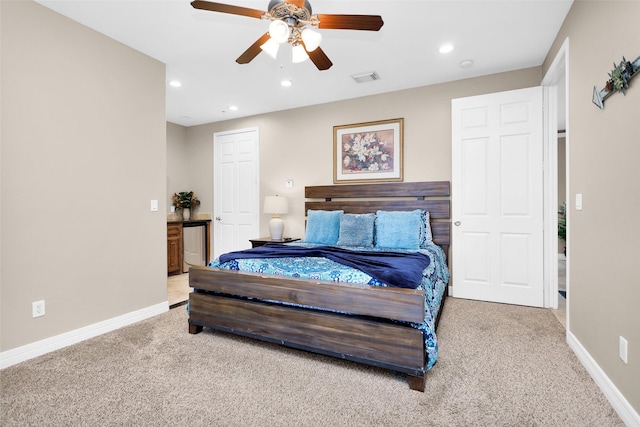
[268,0,312,25]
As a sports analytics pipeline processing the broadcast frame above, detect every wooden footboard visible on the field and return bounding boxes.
[189,292,425,374]
[189,266,425,323]
[188,267,428,390]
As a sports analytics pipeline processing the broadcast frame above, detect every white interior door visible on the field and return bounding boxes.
[452,87,544,307]
[213,128,259,259]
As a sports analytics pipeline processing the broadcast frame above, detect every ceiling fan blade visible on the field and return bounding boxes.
[236,33,271,64]
[191,0,265,19]
[316,14,384,31]
[307,46,333,71]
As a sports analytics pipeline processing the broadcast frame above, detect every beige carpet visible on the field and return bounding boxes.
[1,298,622,426]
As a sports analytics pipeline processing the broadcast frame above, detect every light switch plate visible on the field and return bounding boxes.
[575,193,583,211]
[286,179,294,188]
[620,336,628,364]
[150,199,159,212]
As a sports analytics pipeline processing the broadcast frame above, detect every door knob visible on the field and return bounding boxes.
[215,216,221,221]
[454,221,461,226]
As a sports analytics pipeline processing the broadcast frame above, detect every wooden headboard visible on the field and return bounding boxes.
[305,181,451,252]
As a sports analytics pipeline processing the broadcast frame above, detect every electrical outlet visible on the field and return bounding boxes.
[32,300,45,318]
[619,336,628,364]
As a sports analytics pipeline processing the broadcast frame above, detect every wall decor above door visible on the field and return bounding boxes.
[592,55,640,109]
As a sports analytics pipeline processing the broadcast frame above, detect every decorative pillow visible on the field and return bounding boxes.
[375,209,422,250]
[336,213,375,247]
[419,210,434,247]
[304,210,344,245]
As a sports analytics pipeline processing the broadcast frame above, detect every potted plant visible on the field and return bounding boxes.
[172,191,200,220]
[558,202,566,255]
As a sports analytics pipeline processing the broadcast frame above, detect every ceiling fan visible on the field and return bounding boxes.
[191,0,384,70]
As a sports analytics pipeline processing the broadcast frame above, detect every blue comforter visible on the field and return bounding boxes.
[219,243,430,289]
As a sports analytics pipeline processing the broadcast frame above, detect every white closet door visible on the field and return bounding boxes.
[213,128,260,259]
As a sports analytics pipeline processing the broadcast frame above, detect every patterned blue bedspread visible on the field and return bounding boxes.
[208,242,450,370]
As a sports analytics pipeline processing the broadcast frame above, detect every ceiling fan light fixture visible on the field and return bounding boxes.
[291,44,309,63]
[260,38,280,59]
[268,19,290,43]
[301,27,321,52]
[191,0,383,71]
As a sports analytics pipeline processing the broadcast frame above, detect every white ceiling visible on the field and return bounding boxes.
[35,0,573,127]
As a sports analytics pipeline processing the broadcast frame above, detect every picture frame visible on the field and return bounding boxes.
[333,118,404,183]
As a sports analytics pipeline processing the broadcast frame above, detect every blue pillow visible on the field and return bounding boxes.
[304,210,344,245]
[337,213,375,247]
[375,209,422,249]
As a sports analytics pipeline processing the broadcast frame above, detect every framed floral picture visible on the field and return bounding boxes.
[333,118,404,183]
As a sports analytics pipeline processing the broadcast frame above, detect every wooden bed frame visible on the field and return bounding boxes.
[188,181,450,391]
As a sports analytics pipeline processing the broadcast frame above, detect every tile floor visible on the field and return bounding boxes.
[167,273,190,308]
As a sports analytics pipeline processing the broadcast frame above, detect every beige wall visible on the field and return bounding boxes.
[184,67,541,240]
[166,122,189,216]
[0,1,167,351]
[544,0,640,414]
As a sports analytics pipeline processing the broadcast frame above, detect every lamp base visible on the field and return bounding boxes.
[269,216,285,241]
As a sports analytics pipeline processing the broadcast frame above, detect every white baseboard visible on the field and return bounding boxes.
[567,331,640,426]
[0,301,169,370]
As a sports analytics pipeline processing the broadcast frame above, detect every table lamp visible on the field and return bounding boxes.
[263,195,288,240]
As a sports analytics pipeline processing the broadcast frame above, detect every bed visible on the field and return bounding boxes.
[188,181,450,391]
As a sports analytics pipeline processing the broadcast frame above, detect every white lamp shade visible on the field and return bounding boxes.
[291,44,309,63]
[301,28,322,52]
[260,38,280,59]
[263,196,288,214]
[268,19,290,43]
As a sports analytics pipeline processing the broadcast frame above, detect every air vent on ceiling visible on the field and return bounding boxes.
[351,71,380,83]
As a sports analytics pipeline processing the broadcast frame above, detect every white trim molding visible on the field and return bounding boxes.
[0,302,169,370]
[568,331,640,426]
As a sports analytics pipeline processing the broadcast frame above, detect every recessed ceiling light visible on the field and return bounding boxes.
[459,59,474,68]
[168,80,182,87]
[228,105,238,111]
[281,79,292,87]
[438,44,454,54]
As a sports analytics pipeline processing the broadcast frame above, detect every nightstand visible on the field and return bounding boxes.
[249,237,300,248]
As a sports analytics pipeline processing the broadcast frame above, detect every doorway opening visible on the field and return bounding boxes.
[542,38,569,327]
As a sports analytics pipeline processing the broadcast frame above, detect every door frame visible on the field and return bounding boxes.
[541,38,569,315]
